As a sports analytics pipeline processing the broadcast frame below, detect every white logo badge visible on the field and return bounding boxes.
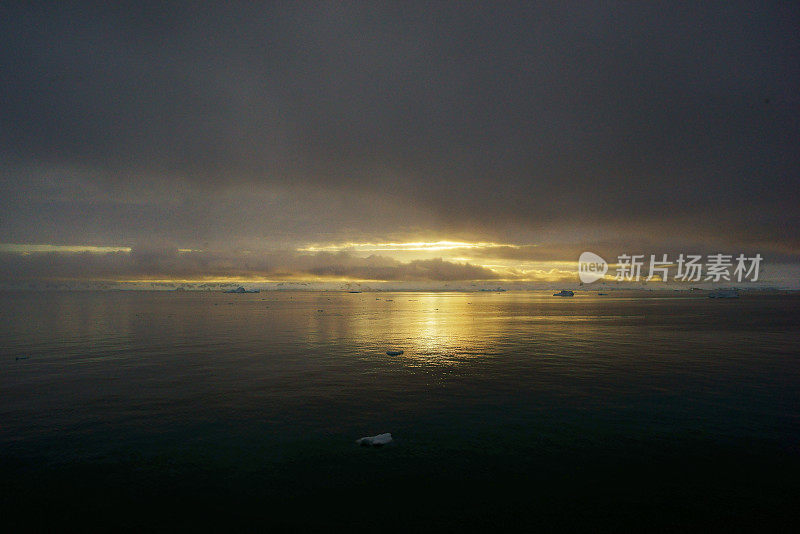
[578,252,608,284]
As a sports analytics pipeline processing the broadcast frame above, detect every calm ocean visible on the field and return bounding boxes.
[1,291,799,531]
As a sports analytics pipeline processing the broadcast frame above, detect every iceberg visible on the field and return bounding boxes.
[224,286,260,293]
[356,433,393,447]
[708,288,739,298]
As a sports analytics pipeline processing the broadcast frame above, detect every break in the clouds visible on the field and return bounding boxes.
[1,2,799,286]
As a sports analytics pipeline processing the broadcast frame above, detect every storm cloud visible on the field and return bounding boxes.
[0,248,501,282]
[1,2,798,284]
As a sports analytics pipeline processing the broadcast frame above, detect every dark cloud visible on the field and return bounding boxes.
[1,2,799,279]
[0,249,500,282]
[306,256,500,281]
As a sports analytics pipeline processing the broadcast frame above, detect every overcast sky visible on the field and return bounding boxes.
[1,2,798,287]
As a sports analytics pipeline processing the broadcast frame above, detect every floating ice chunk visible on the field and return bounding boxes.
[708,288,739,298]
[386,350,404,356]
[356,433,393,447]
[224,286,260,293]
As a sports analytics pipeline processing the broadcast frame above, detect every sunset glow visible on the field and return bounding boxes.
[297,241,521,253]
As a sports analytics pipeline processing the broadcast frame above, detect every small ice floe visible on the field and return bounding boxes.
[386,350,404,356]
[708,288,739,299]
[356,433,393,447]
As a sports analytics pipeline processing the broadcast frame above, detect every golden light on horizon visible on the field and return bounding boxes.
[296,241,523,252]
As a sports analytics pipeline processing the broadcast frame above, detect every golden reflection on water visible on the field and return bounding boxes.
[341,293,487,365]
[4,290,715,370]
[336,291,664,367]
[339,291,596,366]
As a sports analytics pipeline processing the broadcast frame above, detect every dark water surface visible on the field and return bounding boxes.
[2,291,799,531]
